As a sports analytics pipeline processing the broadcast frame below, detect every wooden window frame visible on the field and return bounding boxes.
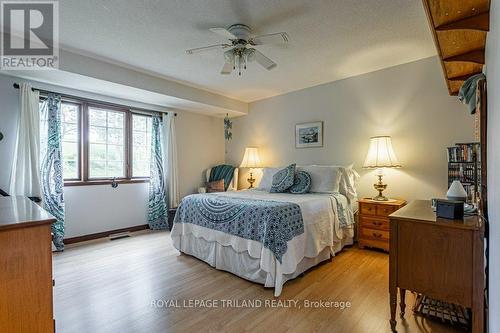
[40,96,152,187]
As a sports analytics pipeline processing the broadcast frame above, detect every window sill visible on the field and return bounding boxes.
[64,179,150,187]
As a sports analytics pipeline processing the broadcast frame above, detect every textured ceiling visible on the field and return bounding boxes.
[55,0,436,102]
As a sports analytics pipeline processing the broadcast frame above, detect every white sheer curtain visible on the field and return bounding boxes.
[162,113,180,208]
[9,83,41,197]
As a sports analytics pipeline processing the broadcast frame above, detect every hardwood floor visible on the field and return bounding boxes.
[53,231,465,333]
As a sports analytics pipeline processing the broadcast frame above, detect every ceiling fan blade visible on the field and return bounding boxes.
[209,27,238,40]
[221,62,233,75]
[250,32,289,45]
[253,50,277,70]
[185,44,231,54]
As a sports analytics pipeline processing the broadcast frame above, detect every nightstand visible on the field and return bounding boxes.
[358,198,406,252]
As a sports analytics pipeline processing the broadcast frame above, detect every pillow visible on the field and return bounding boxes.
[296,165,342,193]
[206,179,225,193]
[270,164,296,193]
[289,171,312,194]
[256,167,280,191]
[339,164,360,201]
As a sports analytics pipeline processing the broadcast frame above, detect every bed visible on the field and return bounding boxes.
[171,187,357,296]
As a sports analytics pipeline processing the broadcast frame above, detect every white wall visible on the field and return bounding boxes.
[486,0,499,330]
[0,74,225,238]
[226,57,475,202]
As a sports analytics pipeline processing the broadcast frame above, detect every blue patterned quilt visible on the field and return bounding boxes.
[173,194,304,263]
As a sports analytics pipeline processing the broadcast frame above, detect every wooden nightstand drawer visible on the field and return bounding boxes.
[360,203,377,215]
[360,216,389,230]
[360,227,389,241]
[377,204,398,216]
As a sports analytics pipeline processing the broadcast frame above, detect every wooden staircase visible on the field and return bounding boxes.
[422,0,490,95]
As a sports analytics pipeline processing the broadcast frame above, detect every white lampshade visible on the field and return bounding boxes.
[363,136,401,168]
[447,180,467,201]
[240,147,261,168]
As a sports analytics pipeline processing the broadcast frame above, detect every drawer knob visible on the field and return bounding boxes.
[372,233,383,238]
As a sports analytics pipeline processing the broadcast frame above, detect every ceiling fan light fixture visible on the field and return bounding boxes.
[186,23,287,76]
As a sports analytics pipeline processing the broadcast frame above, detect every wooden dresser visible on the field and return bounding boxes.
[389,200,484,332]
[0,196,56,333]
[358,198,406,252]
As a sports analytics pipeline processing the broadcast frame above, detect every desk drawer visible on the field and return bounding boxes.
[360,227,389,241]
[360,216,389,230]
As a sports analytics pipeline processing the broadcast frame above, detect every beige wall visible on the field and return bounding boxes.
[226,57,475,201]
[486,0,499,330]
[176,111,225,197]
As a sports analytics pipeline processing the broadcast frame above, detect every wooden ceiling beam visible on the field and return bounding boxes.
[443,49,485,64]
[435,12,489,31]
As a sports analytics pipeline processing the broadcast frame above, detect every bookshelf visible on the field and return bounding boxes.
[447,142,481,202]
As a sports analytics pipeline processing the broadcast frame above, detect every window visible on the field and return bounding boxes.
[132,114,152,178]
[39,97,156,185]
[40,100,81,181]
[60,103,80,180]
[88,107,125,179]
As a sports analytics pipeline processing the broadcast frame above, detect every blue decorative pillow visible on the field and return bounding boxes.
[290,171,311,194]
[270,164,296,193]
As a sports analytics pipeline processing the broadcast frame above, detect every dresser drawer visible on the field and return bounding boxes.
[360,216,389,230]
[360,227,389,241]
[360,203,377,215]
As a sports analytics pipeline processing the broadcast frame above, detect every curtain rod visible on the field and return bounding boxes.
[13,83,177,116]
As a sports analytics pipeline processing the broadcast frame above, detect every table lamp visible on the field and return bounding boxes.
[240,147,261,189]
[363,136,401,201]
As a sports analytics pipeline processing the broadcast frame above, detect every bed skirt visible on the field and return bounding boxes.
[171,232,353,296]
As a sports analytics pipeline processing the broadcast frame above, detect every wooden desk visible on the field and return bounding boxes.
[389,200,484,332]
[0,196,56,333]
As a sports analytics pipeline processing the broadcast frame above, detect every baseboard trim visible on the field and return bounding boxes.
[64,224,149,244]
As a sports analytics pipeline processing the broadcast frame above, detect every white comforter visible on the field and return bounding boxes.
[171,190,354,296]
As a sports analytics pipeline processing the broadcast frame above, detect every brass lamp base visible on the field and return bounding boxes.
[372,174,388,201]
[247,172,255,189]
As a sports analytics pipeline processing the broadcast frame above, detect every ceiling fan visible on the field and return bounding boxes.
[186,24,289,76]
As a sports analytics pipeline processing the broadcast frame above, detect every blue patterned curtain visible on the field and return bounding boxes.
[40,94,65,251]
[148,113,168,230]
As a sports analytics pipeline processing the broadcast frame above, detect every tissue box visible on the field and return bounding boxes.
[436,199,464,220]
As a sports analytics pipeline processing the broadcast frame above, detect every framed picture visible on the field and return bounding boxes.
[295,121,323,148]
